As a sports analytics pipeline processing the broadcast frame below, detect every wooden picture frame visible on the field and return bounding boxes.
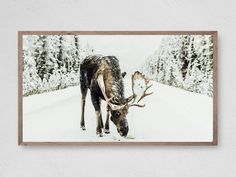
[18,31,218,146]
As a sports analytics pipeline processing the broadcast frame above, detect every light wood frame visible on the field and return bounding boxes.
[18,31,218,146]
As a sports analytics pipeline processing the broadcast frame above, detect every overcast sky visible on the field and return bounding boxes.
[79,35,163,74]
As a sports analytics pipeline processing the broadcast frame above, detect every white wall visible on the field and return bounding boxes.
[0,0,235,176]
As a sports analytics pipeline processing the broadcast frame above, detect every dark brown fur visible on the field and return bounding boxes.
[80,55,129,137]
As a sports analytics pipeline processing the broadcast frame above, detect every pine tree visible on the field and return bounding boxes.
[74,35,80,72]
[22,50,41,96]
[22,35,41,96]
[34,35,48,81]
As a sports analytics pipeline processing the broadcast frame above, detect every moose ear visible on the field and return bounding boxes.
[121,72,127,78]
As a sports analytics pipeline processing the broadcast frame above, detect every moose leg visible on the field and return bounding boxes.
[104,105,110,134]
[91,92,103,137]
[80,83,88,130]
[100,115,104,129]
[95,110,103,137]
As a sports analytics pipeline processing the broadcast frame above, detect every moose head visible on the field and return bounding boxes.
[97,71,153,137]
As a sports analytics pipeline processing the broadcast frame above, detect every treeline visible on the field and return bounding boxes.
[141,35,213,97]
[23,35,92,96]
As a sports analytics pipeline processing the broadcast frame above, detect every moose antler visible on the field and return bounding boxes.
[97,71,153,110]
[128,71,153,108]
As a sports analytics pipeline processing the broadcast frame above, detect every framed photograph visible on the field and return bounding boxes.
[18,31,217,145]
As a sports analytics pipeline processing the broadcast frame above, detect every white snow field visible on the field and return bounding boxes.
[23,79,213,142]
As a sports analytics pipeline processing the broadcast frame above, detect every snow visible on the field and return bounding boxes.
[23,79,213,142]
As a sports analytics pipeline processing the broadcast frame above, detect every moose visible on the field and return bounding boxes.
[80,55,152,137]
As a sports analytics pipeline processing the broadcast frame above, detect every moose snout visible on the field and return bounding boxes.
[118,119,129,137]
[118,126,129,137]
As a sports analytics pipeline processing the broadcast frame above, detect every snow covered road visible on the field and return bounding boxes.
[23,80,213,142]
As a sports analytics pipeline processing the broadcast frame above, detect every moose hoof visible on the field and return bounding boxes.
[80,126,86,131]
[97,132,103,137]
[104,129,110,134]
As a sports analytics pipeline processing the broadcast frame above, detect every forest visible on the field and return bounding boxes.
[22,35,93,96]
[23,35,213,97]
[141,35,213,97]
